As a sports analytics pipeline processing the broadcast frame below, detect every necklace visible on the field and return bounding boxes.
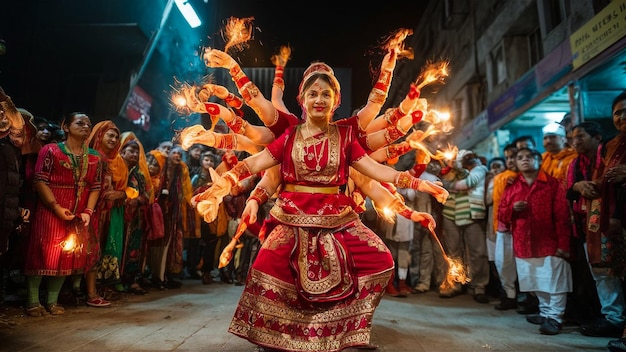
[60,142,88,183]
[59,142,89,214]
[305,123,327,171]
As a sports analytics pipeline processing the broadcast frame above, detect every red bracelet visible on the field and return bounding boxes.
[227,115,248,134]
[384,107,405,125]
[239,82,260,103]
[83,208,94,216]
[395,171,421,189]
[384,125,406,144]
[368,88,386,104]
[216,134,237,150]
[386,143,412,160]
[408,84,420,99]
[224,93,244,109]
[247,186,270,205]
[273,77,285,91]
[274,66,284,78]
[235,76,251,90]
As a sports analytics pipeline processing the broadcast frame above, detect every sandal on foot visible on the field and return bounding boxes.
[86,296,111,307]
[46,303,65,315]
[25,304,46,317]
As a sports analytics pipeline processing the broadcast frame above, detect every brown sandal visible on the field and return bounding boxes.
[46,303,65,315]
[25,304,46,317]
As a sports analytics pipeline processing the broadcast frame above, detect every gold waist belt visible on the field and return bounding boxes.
[284,184,339,194]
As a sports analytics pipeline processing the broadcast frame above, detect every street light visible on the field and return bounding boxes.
[174,0,202,28]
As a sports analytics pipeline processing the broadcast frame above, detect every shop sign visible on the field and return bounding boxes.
[487,69,537,128]
[536,40,572,90]
[126,85,152,131]
[570,0,626,70]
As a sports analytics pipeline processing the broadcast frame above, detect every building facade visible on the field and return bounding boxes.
[387,0,623,158]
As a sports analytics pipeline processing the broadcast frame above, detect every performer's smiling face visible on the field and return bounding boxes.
[302,77,335,122]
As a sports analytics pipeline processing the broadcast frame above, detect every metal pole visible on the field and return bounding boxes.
[118,0,174,117]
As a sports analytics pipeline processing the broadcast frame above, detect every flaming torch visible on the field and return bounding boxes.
[382,28,414,60]
[222,16,255,54]
[415,60,450,90]
[218,215,250,269]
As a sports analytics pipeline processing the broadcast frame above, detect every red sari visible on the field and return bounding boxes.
[24,143,102,276]
[228,124,394,352]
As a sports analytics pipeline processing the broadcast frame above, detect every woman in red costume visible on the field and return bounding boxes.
[24,112,102,316]
[201,49,448,351]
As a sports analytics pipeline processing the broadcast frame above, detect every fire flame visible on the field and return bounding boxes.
[382,28,414,60]
[379,206,396,223]
[222,16,255,53]
[271,45,291,67]
[442,144,459,162]
[169,81,198,115]
[406,126,451,164]
[440,257,470,290]
[415,60,450,89]
[61,232,77,252]
[423,109,454,133]
[192,168,232,223]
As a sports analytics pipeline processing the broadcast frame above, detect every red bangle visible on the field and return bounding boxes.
[386,143,412,160]
[239,82,260,103]
[395,171,420,189]
[374,82,388,92]
[408,84,420,99]
[273,77,285,91]
[275,66,284,79]
[224,93,243,109]
[247,187,270,206]
[384,125,406,144]
[235,76,251,90]
[384,107,405,125]
[227,115,248,134]
[216,134,237,150]
[83,208,94,216]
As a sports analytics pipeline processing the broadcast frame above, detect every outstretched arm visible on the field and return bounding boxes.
[179,124,263,155]
[270,45,291,114]
[183,88,276,146]
[356,48,398,129]
[356,29,412,129]
[204,49,278,127]
[366,83,422,134]
[352,154,449,204]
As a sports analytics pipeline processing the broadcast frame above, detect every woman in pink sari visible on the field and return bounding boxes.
[24,112,102,316]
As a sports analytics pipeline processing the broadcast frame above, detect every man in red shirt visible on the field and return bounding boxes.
[498,148,572,335]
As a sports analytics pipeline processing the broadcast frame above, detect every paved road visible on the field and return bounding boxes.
[0,279,611,351]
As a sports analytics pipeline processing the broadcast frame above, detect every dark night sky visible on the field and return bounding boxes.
[212,1,429,105]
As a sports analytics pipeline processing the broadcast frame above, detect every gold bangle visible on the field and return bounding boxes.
[368,88,386,104]
[395,171,413,189]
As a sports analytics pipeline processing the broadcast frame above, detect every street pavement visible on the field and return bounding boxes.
[0,278,612,351]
